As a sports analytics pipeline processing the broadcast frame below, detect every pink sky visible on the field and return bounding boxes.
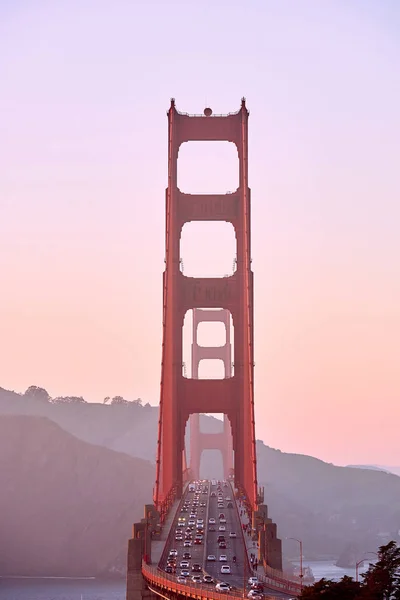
[1,1,399,466]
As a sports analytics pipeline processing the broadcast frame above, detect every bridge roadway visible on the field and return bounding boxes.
[157,480,295,599]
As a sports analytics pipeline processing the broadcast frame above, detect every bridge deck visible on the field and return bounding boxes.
[151,498,181,565]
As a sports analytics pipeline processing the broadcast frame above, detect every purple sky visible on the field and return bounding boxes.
[1,0,399,466]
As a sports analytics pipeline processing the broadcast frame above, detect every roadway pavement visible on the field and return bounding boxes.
[158,479,295,599]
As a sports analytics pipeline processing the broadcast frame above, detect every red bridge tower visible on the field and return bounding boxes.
[154,99,258,515]
[189,308,234,481]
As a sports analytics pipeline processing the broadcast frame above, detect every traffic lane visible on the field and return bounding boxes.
[204,494,245,589]
[160,488,207,575]
[205,491,292,598]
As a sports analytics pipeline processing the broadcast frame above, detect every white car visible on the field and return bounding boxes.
[177,576,186,583]
[248,577,259,585]
[219,525,226,531]
[209,517,216,524]
[207,554,216,561]
[248,591,263,599]
[216,582,231,592]
[179,561,189,568]
[221,565,231,574]
[184,541,192,547]
[229,532,237,538]
[219,554,228,562]
[192,575,202,583]
[188,519,195,526]
[169,549,178,557]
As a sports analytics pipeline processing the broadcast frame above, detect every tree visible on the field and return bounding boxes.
[110,396,128,405]
[300,576,361,600]
[360,541,400,600]
[53,396,86,404]
[24,386,51,402]
[299,542,400,599]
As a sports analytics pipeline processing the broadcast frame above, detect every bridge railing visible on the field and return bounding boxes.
[142,561,284,600]
[264,563,303,586]
[232,482,302,595]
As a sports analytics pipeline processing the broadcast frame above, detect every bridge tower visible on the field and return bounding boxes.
[189,308,234,481]
[154,99,258,515]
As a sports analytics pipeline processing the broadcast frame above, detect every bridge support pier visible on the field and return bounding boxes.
[126,538,157,600]
[126,505,159,600]
[256,504,283,571]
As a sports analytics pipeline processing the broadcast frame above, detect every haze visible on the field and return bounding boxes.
[1,1,399,467]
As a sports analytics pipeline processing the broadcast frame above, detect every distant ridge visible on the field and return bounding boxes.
[346,464,391,473]
[347,464,400,477]
[0,414,154,577]
[1,385,400,571]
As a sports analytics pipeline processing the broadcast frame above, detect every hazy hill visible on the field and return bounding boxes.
[0,415,154,577]
[1,386,400,567]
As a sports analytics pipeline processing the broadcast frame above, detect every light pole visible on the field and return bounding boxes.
[287,537,303,593]
[355,552,378,582]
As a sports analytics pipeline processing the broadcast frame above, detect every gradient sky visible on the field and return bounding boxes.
[1,0,399,466]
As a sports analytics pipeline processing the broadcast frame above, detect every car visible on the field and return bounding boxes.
[247,593,263,600]
[227,501,234,508]
[218,542,227,549]
[194,539,202,545]
[177,576,186,583]
[165,566,173,573]
[207,554,216,561]
[221,565,231,574]
[209,518,216,524]
[180,569,190,577]
[217,535,226,543]
[218,504,224,509]
[192,575,202,583]
[203,575,214,583]
[251,584,264,593]
[225,496,231,501]
[175,535,183,541]
[219,518,227,524]
[211,491,216,497]
[248,577,259,585]
[229,532,237,538]
[169,549,178,557]
[179,561,189,568]
[182,552,191,559]
[184,541,192,547]
[188,519,195,526]
[191,563,202,572]
[219,554,228,561]
[219,513,225,519]
[216,582,231,592]
[219,525,226,531]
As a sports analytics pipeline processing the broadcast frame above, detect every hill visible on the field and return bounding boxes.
[1,386,400,565]
[0,414,154,577]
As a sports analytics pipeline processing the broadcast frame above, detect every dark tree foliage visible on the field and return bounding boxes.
[300,576,361,599]
[299,542,400,600]
[359,541,400,600]
[53,396,86,404]
[24,385,51,402]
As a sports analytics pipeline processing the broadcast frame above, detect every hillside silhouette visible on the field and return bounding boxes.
[0,413,154,577]
[1,386,399,575]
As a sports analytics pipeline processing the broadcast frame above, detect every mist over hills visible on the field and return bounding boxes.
[1,385,399,576]
[0,413,154,577]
